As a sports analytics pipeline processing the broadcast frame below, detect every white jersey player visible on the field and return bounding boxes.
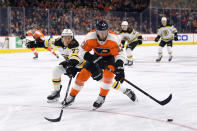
[47,29,85,102]
[120,21,142,66]
[155,17,178,62]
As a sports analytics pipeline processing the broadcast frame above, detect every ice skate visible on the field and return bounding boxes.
[61,94,75,107]
[123,88,137,102]
[168,55,173,62]
[47,85,62,103]
[156,55,162,62]
[33,54,38,59]
[125,60,133,66]
[93,95,106,110]
[55,54,59,59]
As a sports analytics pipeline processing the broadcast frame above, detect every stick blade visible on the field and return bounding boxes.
[44,109,63,122]
[159,94,172,105]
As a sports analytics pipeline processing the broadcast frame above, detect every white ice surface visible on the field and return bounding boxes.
[0,45,197,131]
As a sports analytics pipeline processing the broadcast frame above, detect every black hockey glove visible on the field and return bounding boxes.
[174,33,178,41]
[66,67,80,78]
[59,61,68,69]
[84,52,101,63]
[155,35,161,42]
[84,52,94,62]
[92,65,103,81]
[137,39,142,45]
[137,36,142,45]
[121,40,126,47]
[20,34,26,39]
[114,60,125,83]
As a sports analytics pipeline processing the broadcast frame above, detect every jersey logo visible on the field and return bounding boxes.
[163,30,169,36]
[81,41,87,49]
[95,48,110,54]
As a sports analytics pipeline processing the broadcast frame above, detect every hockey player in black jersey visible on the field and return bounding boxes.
[120,21,142,66]
[155,17,178,62]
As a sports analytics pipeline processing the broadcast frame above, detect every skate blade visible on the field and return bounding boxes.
[92,107,98,111]
[133,97,139,102]
[47,98,59,103]
[168,57,173,62]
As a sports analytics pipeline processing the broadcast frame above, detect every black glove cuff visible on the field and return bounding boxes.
[115,60,124,68]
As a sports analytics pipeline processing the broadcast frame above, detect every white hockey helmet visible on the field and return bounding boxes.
[61,29,73,38]
[161,17,167,22]
[121,21,128,26]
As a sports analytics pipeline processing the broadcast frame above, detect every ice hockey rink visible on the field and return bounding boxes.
[0,45,197,131]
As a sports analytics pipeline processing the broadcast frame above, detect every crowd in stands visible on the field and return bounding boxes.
[151,0,197,9]
[0,0,197,36]
[0,0,149,12]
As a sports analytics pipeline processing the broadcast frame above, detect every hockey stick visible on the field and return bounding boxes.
[44,76,72,122]
[123,78,172,106]
[106,67,172,106]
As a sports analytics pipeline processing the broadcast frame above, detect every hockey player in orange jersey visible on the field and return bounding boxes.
[62,20,127,109]
[21,25,59,59]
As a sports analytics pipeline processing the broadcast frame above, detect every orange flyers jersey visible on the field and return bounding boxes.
[27,30,45,41]
[81,30,120,57]
[80,29,125,62]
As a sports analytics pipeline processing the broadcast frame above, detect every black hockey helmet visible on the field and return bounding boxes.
[96,20,108,31]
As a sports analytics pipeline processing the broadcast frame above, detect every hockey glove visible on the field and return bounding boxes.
[155,35,161,42]
[84,52,101,63]
[114,60,125,83]
[92,65,103,81]
[121,40,126,47]
[174,33,178,41]
[20,34,26,39]
[137,39,142,45]
[59,61,68,69]
[66,67,80,78]
[137,36,142,45]
[84,52,94,62]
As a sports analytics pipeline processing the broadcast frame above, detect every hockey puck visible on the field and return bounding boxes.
[167,119,173,122]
